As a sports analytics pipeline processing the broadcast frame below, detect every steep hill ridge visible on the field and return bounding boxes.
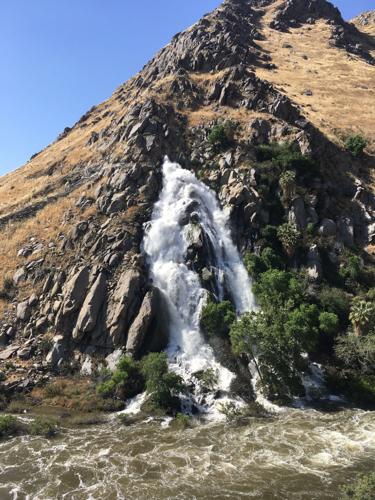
[352,10,375,37]
[0,0,374,400]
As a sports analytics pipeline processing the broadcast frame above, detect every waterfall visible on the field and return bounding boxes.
[143,158,255,414]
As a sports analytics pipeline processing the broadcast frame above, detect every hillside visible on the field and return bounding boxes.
[352,10,375,38]
[0,0,374,408]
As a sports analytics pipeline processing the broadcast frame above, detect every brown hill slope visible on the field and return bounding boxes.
[256,2,375,146]
[0,0,374,397]
[352,10,375,38]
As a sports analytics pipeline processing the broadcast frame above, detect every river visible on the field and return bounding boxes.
[0,408,374,499]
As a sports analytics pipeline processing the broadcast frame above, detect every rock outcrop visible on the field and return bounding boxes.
[107,269,146,346]
[73,272,107,342]
[270,0,374,64]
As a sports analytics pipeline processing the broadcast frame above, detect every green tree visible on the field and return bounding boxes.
[319,311,340,336]
[335,333,375,373]
[277,223,300,257]
[279,170,296,202]
[230,305,316,400]
[200,300,236,338]
[244,248,284,279]
[349,299,375,337]
[253,269,305,311]
[140,353,185,411]
[319,286,351,326]
[97,356,143,399]
[229,268,346,400]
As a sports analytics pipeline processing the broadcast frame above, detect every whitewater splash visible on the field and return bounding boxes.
[143,158,255,414]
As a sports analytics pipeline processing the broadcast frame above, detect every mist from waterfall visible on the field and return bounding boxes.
[143,158,255,413]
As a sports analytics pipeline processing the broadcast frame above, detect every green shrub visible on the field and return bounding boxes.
[28,416,58,438]
[256,142,315,173]
[279,170,296,201]
[218,401,267,423]
[0,276,15,301]
[306,222,315,236]
[218,401,246,422]
[0,415,22,438]
[140,353,185,412]
[200,300,236,338]
[340,255,363,283]
[319,287,351,326]
[260,225,279,246]
[335,333,375,373]
[341,472,375,500]
[348,375,375,406]
[277,223,300,256]
[319,311,340,336]
[208,121,236,151]
[97,379,117,398]
[173,413,191,429]
[243,247,283,279]
[194,368,218,390]
[260,247,284,271]
[97,356,143,400]
[328,370,375,407]
[253,269,306,311]
[230,306,315,400]
[244,253,266,279]
[345,134,367,157]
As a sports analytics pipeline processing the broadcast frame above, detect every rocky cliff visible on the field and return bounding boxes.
[0,0,374,398]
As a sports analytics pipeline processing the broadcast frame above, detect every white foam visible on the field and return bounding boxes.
[143,158,256,414]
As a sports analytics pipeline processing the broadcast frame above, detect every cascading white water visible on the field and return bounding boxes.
[143,158,255,414]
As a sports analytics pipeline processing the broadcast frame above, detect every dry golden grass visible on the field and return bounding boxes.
[0,186,97,315]
[352,12,375,41]
[255,17,375,147]
[187,106,273,127]
[30,377,124,412]
[0,91,125,218]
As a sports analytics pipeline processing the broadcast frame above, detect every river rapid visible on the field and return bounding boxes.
[0,408,374,499]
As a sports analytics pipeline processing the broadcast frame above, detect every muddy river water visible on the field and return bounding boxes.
[0,408,374,499]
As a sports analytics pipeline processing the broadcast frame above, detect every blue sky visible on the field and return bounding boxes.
[0,0,373,175]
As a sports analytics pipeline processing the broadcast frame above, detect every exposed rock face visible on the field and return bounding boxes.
[55,266,90,334]
[136,0,266,87]
[73,272,107,341]
[46,335,67,369]
[289,198,307,231]
[318,218,337,237]
[16,302,30,322]
[307,244,322,282]
[126,287,164,357]
[107,269,146,346]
